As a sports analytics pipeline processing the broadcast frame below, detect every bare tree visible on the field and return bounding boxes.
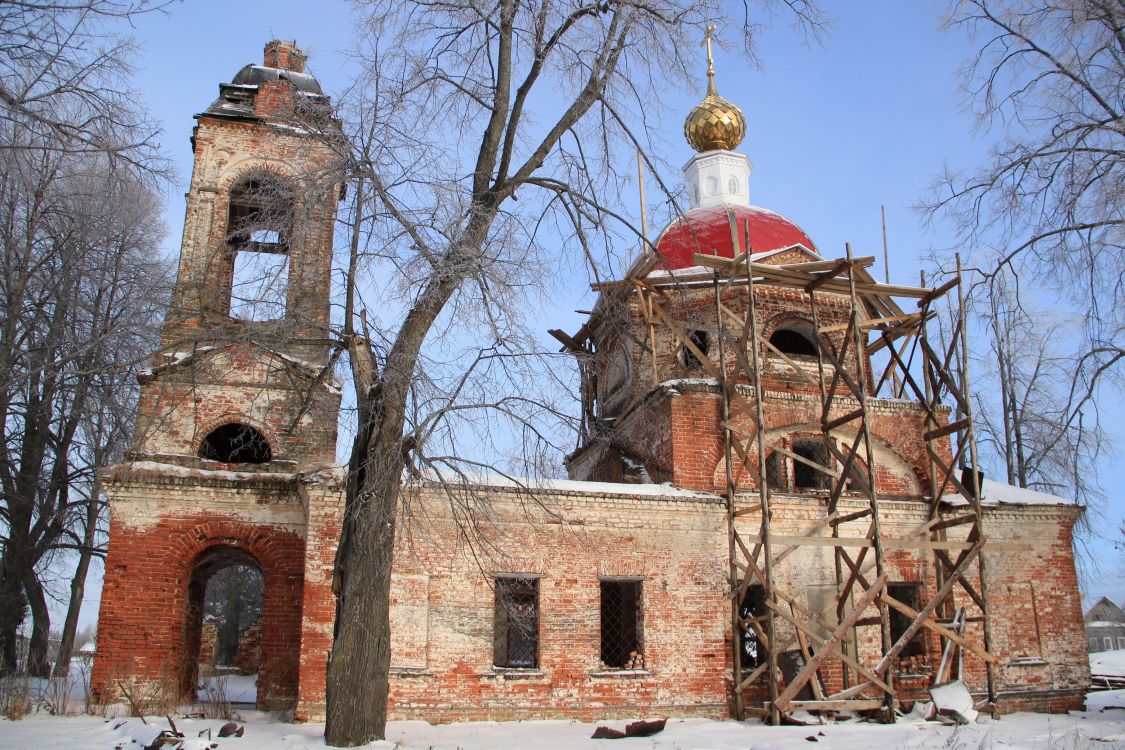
[0,0,169,174]
[0,146,169,676]
[966,267,1106,502]
[922,0,1125,464]
[321,1,825,744]
[0,0,171,677]
[203,565,264,666]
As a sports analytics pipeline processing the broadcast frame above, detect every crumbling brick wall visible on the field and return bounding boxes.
[91,466,307,711]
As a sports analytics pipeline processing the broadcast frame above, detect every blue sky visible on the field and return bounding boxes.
[68,0,1122,628]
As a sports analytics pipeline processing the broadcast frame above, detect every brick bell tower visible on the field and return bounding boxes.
[92,41,343,712]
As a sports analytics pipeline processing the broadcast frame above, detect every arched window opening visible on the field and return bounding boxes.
[199,423,272,464]
[184,546,264,705]
[792,438,832,491]
[765,450,786,490]
[681,329,710,370]
[769,327,818,358]
[227,176,294,321]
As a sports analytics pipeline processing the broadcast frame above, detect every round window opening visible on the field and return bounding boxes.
[199,423,272,464]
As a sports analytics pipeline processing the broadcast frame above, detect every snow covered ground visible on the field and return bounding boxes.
[3,691,1125,750]
[199,673,258,704]
[1092,650,1125,677]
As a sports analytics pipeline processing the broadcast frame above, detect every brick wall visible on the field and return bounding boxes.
[91,466,307,711]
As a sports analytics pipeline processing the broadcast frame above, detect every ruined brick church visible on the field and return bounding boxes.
[92,41,1089,723]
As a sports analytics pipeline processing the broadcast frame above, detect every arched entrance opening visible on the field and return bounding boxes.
[182,546,264,705]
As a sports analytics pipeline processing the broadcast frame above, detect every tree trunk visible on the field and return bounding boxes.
[0,554,29,674]
[53,520,97,678]
[25,573,51,678]
[324,444,401,746]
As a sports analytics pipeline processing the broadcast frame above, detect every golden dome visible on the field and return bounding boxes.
[684,75,746,152]
[684,28,745,152]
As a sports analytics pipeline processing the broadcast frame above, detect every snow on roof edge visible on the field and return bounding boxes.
[411,469,718,500]
[941,478,1081,508]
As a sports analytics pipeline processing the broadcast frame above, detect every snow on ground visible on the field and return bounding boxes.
[1092,650,1125,677]
[198,673,258,704]
[4,693,1125,750]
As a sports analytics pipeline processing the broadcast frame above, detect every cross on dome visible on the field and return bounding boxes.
[683,27,746,153]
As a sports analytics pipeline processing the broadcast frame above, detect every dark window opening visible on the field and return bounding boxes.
[199,423,272,464]
[227,177,293,321]
[769,327,818,357]
[887,583,925,658]
[600,579,643,669]
[765,450,787,490]
[682,329,709,370]
[739,584,768,670]
[494,577,539,668]
[792,439,832,491]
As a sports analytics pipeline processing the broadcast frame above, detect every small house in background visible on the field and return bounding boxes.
[1085,597,1125,652]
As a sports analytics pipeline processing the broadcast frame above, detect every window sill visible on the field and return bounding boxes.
[480,668,547,680]
[389,667,432,677]
[591,669,651,678]
[1008,657,1048,667]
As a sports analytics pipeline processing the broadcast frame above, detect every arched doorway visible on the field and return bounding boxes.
[182,546,264,705]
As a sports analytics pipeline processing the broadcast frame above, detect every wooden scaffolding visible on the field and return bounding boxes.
[594,230,997,723]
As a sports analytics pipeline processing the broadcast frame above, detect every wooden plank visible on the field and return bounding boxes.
[788,699,885,712]
[924,418,970,442]
[648,299,723,381]
[547,328,584,352]
[827,681,876,701]
[766,591,892,694]
[774,511,842,565]
[805,259,853,292]
[783,256,876,272]
[772,444,841,479]
[763,337,822,385]
[747,534,977,551]
[880,592,996,664]
[774,573,888,710]
[930,514,978,533]
[819,312,922,334]
[830,508,872,526]
[917,276,961,308]
[790,602,827,701]
[824,407,865,432]
[875,545,982,675]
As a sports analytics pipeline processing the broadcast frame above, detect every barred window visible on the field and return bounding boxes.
[887,582,924,658]
[493,577,539,668]
[739,584,768,669]
[600,579,644,670]
[765,450,787,490]
[792,438,833,491]
[681,330,709,370]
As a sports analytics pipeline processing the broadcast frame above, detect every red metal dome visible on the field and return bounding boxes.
[653,205,816,271]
